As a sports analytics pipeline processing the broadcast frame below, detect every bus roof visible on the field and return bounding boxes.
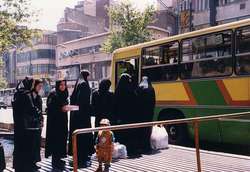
[113,18,250,60]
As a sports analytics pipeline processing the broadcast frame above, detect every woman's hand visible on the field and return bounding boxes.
[62,105,68,112]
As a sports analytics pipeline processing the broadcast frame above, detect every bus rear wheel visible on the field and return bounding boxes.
[158,110,189,145]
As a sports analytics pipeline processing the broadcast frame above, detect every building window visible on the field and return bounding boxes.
[236,27,250,75]
[142,42,179,82]
[240,3,246,10]
[17,49,55,63]
[180,30,233,79]
[219,0,237,6]
[195,0,209,11]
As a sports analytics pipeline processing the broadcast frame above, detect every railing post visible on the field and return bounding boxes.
[194,121,201,172]
[72,134,78,172]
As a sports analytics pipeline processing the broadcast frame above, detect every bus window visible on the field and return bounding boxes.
[236,26,250,75]
[142,42,179,82]
[180,30,233,79]
[115,58,139,86]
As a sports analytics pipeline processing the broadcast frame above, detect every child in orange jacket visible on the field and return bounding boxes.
[95,119,115,172]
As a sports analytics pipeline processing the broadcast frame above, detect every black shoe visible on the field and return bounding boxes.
[59,159,66,165]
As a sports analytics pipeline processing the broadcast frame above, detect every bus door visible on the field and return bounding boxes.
[115,58,139,87]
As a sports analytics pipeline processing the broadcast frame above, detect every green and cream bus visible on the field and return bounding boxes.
[111,19,250,146]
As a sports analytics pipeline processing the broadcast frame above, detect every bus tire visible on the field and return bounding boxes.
[158,109,189,145]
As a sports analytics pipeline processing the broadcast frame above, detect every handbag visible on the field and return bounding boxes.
[150,125,169,150]
[112,142,127,159]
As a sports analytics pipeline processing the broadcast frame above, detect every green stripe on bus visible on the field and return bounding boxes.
[189,80,227,106]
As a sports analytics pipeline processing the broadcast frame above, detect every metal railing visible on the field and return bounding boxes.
[72,111,250,172]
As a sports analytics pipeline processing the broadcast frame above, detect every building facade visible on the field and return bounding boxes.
[14,31,57,83]
[56,33,111,91]
[57,0,111,44]
[177,0,250,33]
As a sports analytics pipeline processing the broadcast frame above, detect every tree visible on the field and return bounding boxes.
[0,0,40,88]
[102,1,155,53]
[0,58,7,89]
[0,0,40,55]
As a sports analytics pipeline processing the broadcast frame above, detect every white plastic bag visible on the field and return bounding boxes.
[112,142,127,159]
[150,125,169,150]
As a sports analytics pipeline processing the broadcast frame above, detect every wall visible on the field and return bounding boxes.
[216,0,250,22]
[192,10,210,26]
[84,0,97,17]
[151,10,177,35]
[192,0,250,29]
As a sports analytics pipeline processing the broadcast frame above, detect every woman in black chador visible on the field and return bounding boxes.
[68,70,94,168]
[12,77,42,172]
[114,73,139,157]
[136,76,156,153]
[92,79,114,128]
[45,80,69,170]
[31,79,44,169]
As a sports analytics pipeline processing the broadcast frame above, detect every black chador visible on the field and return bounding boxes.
[68,70,94,168]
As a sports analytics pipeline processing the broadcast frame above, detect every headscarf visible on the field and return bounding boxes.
[99,79,111,93]
[139,76,152,89]
[16,77,34,92]
[80,70,90,82]
[55,80,69,100]
[32,79,43,94]
[71,70,90,104]
[115,73,132,95]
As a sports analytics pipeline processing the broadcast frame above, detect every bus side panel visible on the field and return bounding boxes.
[187,80,228,143]
[181,108,222,143]
[218,77,250,146]
[154,78,250,145]
[153,80,223,143]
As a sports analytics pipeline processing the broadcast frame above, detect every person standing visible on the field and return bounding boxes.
[114,73,139,157]
[95,119,115,172]
[136,76,156,153]
[31,79,44,169]
[68,70,94,168]
[92,79,114,128]
[12,77,41,172]
[45,80,69,170]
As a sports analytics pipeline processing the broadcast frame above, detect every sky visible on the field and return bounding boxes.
[30,0,155,31]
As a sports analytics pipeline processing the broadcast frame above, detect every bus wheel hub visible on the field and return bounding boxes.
[170,126,177,136]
